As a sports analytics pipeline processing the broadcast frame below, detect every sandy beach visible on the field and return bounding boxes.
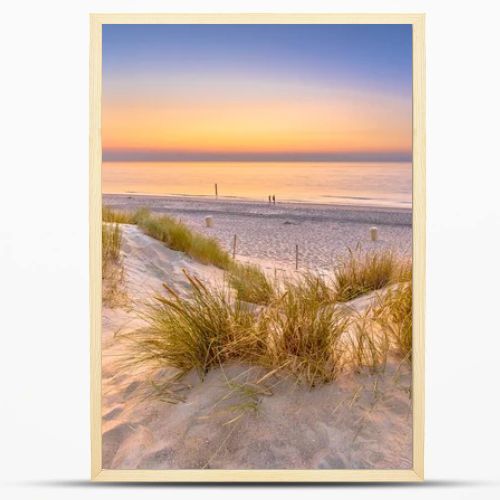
[102,223,413,469]
[103,194,412,271]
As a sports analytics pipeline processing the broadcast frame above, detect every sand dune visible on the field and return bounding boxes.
[102,225,412,470]
[104,194,412,272]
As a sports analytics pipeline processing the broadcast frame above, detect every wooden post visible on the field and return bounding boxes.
[295,244,299,271]
[232,234,237,259]
[215,183,218,198]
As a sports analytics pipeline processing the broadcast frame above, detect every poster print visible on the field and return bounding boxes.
[90,14,425,482]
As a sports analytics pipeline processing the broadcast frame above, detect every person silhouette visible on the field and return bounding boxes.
[272,195,276,205]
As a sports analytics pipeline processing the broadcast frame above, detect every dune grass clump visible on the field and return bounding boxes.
[262,278,349,386]
[376,282,412,360]
[227,262,275,305]
[126,263,413,392]
[103,206,152,225]
[102,206,232,269]
[350,312,390,374]
[129,269,351,387]
[334,249,397,302]
[131,272,261,379]
[288,272,335,306]
[102,223,128,307]
[139,214,192,251]
[189,233,232,269]
[102,223,122,276]
[396,257,413,283]
[102,206,137,224]
[138,214,231,269]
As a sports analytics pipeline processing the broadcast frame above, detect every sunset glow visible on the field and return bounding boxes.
[103,24,412,161]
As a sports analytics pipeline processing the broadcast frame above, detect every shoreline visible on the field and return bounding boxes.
[103,191,412,212]
[103,193,412,271]
[103,193,412,226]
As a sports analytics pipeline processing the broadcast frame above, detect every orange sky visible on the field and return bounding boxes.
[103,82,411,155]
[103,25,412,161]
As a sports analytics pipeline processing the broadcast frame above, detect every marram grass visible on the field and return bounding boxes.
[104,206,412,388]
[103,206,231,269]
[129,271,352,388]
[333,248,396,302]
[375,281,412,361]
[102,223,128,307]
[102,206,137,224]
[130,272,260,379]
[102,223,122,277]
[227,262,275,305]
[334,248,413,302]
[261,277,349,387]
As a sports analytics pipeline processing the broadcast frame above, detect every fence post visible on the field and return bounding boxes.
[232,234,237,259]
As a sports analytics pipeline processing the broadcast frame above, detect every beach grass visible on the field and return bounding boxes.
[333,249,398,302]
[396,257,413,283]
[103,206,232,270]
[130,272,259,379]
[102,223,128,307]
[103,206,137,224]
[124,264,413,390]
[350,312,390,374]
[262,278,349,386]
[287,272,335,306]
[375,282,412,360]
[104,206,413,387]
[139,214,231,269]
[102,223,122,275]
[227,262,275,305]
[127,269,351,387]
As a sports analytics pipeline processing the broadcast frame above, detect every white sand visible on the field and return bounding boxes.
[104,194,412,272]
[102,224,412,470]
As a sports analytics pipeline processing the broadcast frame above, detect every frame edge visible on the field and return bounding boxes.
[89,13,103,480]
[89,12,426,482]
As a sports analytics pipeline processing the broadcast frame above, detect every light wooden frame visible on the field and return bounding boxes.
[90,13,425,482]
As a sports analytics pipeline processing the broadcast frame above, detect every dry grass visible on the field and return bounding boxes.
[349,312,390,374]
[262,278,349,387]
[139,214,231,269]
[396,257,413,283]
[334,249,395,302]
[102,206,137,224]
[375,282,412,361]
[102,223,128,307]
[129,272,259,379]
[333,249,413,302]
[102,223,122,271]
[103,207,232,270]
[124,262,413,393]
[125,270,349,387]
[103,205,413,389]
[227,262,275,305]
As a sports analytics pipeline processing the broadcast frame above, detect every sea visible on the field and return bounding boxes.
[102,161,412,209]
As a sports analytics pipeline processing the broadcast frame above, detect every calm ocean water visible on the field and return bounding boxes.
[102,162,412,209]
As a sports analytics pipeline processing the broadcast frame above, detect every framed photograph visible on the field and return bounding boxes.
[90,13,425,482]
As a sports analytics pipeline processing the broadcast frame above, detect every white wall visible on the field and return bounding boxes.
[1,1,499,498]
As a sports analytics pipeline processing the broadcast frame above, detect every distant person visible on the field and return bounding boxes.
[268,195,271,203]
[272,195,276,205]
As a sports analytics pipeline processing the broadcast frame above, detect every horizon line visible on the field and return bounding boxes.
[102,151,413,163]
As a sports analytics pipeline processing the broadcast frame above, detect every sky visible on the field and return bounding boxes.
[102,24,412,162]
